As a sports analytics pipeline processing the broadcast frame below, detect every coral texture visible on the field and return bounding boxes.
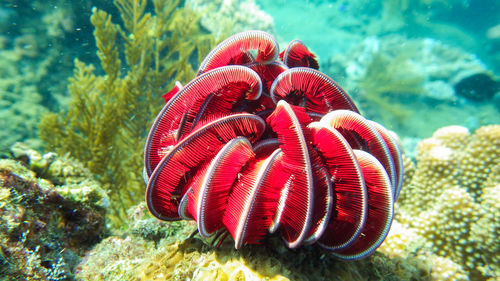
[76,203,431,281]
[0,46,48,152]
[385,125,500,280]
[186,0,274,37]
[39,0,216,225]
[0,143,108,280]
[0,1,97,152]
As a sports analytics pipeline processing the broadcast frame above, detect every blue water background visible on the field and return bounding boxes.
[1,0,499,152]
[256,0,500,148]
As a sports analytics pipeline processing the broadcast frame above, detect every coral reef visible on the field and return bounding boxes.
[0,143,108,280]
[0,44,48,152]
[0,0,98,152]
[39,0,216,225]
[381,125,500,280]
[14,123,489,281]
[76,203,432,281]
[332,36,492,101]
[259,0,496,65]
[186,0,275,38]
[325,35,500,139]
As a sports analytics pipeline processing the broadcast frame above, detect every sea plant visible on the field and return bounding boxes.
[356,49,425,125]
[40,0,216,225]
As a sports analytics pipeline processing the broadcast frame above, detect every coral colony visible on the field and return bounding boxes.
[142,31,403,260]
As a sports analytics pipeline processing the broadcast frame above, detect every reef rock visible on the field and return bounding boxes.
[76,203,432,281]
[0,143,108,280]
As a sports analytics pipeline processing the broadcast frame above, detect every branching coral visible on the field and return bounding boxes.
[388,125,500,280]
[39,0,216,225]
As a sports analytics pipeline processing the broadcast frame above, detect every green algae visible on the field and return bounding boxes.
[39,0,216,226]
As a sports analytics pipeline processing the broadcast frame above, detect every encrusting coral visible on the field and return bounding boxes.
[381,125,500,280]
[76,203,432,281]
[39,0,216,225]
[0,143,108,280]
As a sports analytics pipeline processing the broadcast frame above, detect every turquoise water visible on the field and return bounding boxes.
[0,1,499,280]
[257,0,500,148]
[2,0,499,153]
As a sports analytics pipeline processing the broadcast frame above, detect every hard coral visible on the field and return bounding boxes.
[458,125,500,199]
[392,125,500,280]
[186,0,275,37]
[77,203,431,281]
[0,145,108,280]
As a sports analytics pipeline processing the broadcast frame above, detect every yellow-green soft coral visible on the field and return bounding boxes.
[39,0,216,225]
[384,125,500,280]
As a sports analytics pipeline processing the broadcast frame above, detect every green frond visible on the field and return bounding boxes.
[358,51,425,97]
[40,0,216,227]
[91,8,121,81]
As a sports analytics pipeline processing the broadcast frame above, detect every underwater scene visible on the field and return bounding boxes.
[0,0,499,280]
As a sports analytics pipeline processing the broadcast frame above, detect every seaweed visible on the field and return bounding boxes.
[39,0,216,226]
